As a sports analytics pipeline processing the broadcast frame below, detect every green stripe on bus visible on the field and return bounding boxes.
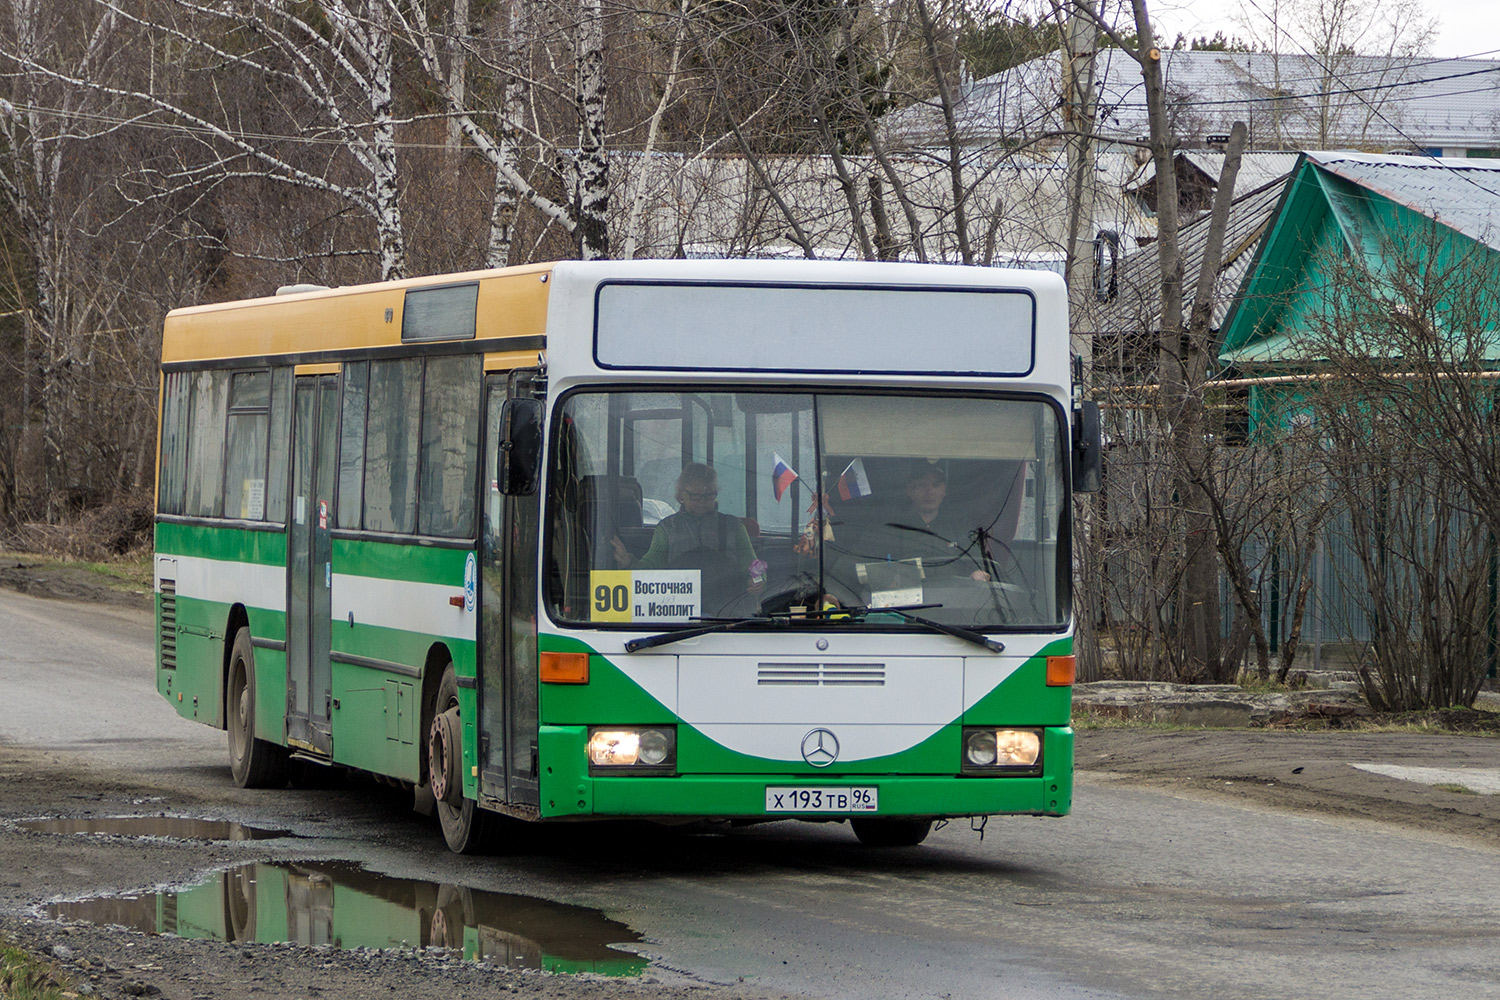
[333,622,476,676]
[156,520,289,564]
[331,538,473,585]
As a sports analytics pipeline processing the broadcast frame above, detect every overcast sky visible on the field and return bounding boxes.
[1150,0,1500,60]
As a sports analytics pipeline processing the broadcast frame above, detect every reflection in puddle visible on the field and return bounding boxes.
[47,861,647,976]
[19,817,291,841]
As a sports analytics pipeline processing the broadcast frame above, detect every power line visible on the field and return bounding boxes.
[1231,0,1500,204]
[1088,56,1500,111]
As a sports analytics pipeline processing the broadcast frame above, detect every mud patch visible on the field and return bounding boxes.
[46,860,648,976]
[0,560,151,609]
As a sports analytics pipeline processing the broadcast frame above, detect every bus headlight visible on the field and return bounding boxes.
[587,726,676,774]
[962,728,1042,774]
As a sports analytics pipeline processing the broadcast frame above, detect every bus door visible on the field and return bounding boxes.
[286,374,338,755]
[479,370,541,808]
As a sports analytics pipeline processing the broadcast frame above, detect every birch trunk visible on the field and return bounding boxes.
[574,0,610,260]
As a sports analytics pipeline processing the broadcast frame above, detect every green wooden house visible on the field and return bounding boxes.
[1216,151,1500,437]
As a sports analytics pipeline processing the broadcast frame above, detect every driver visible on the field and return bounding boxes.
[884,462,991,582]
[610,464,759,612]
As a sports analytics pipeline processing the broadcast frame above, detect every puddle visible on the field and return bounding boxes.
[18,817,291,841]
[47,860,647,976]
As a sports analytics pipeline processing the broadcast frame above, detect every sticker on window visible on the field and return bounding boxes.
[242,479,265,520]
[589,570,701,623]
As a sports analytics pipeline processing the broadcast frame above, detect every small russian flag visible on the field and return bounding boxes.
[772,453,799,501]
[836,458,872,501]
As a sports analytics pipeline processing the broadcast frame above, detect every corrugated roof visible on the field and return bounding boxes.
[883,49,1500,150]
[1305,151,1500,250]
[1130,151,1302,193]
[1077,170,1292,335]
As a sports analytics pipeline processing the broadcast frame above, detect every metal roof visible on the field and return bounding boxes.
[1076,171,1293,336]
[883,49,1500,150]
[1303,151,1500,250]
[1128,151,1302,194]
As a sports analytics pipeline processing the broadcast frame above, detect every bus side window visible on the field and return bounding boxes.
[363,359,421,534]
[418,356,482,537]
[184,370,230,518]
[337,362,368,529]
[266,367,292,524]
[223,370,271,521]
[158,371,191,516]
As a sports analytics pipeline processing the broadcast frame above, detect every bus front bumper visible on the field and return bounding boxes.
[534,725,1073,821]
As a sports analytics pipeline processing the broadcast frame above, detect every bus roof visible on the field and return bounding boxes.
[161,263,555,365]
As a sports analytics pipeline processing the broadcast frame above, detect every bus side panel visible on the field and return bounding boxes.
[155,521,288,733]
[253,645,289,745]
[330,658,420,782]
[158,591,222,726]
[328,537,477,784]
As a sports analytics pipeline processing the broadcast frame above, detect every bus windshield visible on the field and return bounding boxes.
[546,390,1066,631]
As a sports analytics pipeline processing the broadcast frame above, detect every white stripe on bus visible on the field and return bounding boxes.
[155,556,476,643]
[155,554,286,612]
[331,573,476,643]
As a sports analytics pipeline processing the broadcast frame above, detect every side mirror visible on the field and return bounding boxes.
[499,397,542,496]
[1073,400,1102,494]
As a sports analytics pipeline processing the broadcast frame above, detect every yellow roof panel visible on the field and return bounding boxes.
[162,263,553,364]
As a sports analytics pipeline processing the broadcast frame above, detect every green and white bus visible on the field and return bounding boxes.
[155,259,1099,852]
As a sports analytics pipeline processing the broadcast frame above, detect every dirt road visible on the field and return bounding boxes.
[2,581,1499,999]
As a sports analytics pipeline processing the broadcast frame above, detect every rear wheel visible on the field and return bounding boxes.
[850,817,932,847]
[227,628,289,789]
[430,663,496,854]
[226,864,258,942]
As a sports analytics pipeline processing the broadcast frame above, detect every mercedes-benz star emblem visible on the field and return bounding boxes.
[801,728,839,767]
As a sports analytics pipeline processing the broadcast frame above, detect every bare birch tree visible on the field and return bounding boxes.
[15,0,415,280]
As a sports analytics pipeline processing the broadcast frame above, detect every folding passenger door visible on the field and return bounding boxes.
[286,374,338,755]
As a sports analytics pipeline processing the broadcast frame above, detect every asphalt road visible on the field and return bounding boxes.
[2,587,1498,1000]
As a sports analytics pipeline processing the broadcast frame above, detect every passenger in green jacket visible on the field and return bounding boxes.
[610,463,759,615]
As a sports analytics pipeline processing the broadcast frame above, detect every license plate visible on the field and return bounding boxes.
[765,786,878,813]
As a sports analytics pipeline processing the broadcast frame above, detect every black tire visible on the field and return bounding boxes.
[430,663,497,854]
[227,628,290,789]
[850,817,932,847]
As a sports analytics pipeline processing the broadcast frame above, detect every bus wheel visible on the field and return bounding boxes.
[850,818,932,847]
[227,628,289,789]
[431,664,494,854]
[226,863,258,942]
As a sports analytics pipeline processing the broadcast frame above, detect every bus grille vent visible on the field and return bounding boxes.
[757,662,885,687]
[159,580,177,670]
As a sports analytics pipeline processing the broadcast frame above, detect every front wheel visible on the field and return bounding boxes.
[226,628,289,789]
[850,817,932,847]
[429,663,496,854]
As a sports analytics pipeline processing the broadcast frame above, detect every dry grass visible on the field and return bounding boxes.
[0,940,73,1000]
[2,495,153,563]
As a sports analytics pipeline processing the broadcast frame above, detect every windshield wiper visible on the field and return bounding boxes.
[844,604,1005,653]
[625,603,1003,655]
[625,613,789,652]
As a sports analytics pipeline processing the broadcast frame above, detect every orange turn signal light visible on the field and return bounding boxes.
[1046,654,1076,687]
[540,651,590,684]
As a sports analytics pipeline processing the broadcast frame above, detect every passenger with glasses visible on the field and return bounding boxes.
[610,463,760,615]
